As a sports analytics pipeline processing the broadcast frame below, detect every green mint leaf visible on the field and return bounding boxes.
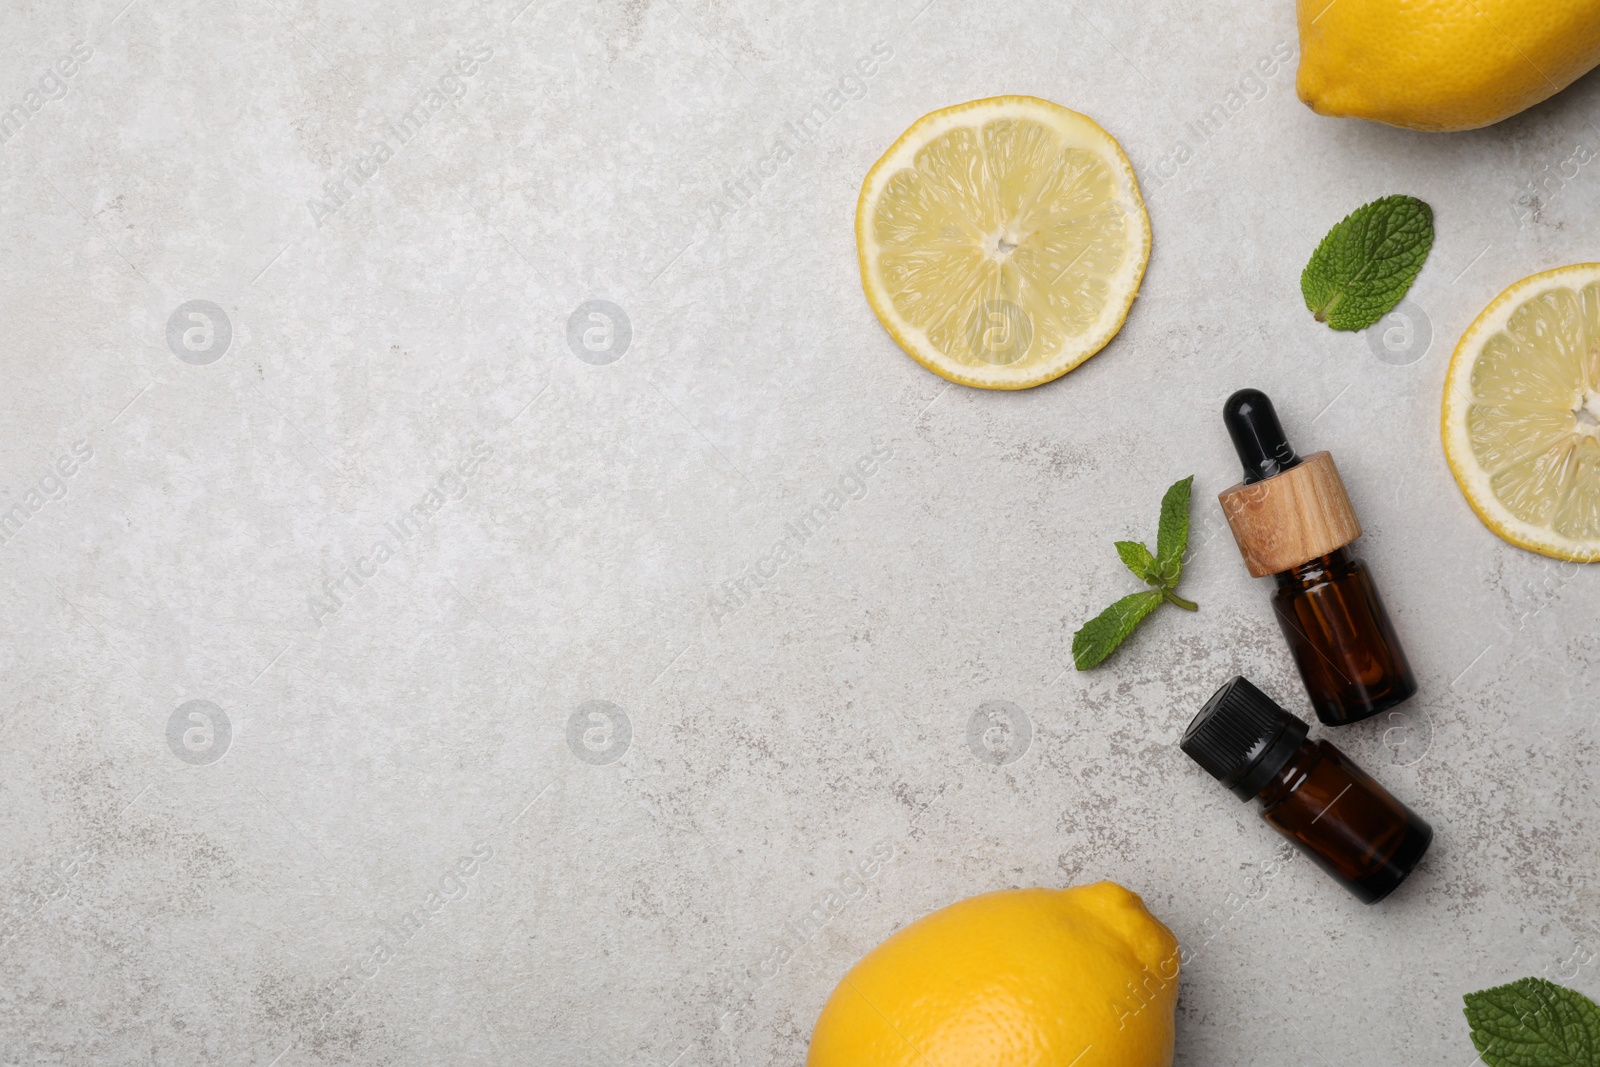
[1300,194,1434,331]
[1463,977,1600,1067]
[1072,590,1162,670]
[1115,540,1157,583]
[1154,475,1193,577]
[1072,475,1201,670]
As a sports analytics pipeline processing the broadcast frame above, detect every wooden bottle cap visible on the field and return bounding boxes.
[1217,451,1362,577]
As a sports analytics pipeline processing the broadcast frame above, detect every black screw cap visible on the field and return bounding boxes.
[1181,676,1310,801]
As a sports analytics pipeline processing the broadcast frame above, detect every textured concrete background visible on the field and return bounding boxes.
[2,0,1598,1063]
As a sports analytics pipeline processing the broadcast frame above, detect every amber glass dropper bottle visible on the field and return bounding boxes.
[1182,676,1433,904]
[1219,389,1417,726]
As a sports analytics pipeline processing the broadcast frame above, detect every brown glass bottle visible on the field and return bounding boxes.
[1220,389,1417,726]
[1272,547,1417,724]
[1181,676,1433,904]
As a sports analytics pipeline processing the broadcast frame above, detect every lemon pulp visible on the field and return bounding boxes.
[856,96,1149,390]
[1443,264,1600,560]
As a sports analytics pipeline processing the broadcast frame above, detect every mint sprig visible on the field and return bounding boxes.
[1464,977,1600,1067]
[1072,476,1197,670]
[1301,194,1434,331]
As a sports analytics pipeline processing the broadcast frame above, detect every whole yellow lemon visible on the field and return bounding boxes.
[807,882,1180,1067]
[1296,0,1600,131]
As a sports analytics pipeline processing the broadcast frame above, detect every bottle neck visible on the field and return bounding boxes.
[1273,546,1352,590]
[1255,739,1321,806]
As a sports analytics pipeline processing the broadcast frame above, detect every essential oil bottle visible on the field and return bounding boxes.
[1219,388,1417,726]
[1181,676,1433,904]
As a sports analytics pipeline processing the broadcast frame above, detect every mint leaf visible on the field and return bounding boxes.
[1072,475,1198,670]
[1155,475,1193,576]
[1463,978,1600,1067]
[1115,540,1157,583]
[1301,194,1434,331]
[1072,591,1162,669]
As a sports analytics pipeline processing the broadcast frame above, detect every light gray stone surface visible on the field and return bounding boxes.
[2,0,1598,1063]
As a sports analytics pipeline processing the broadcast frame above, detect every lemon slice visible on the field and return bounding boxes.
[856,96,1150,390]
[1442,263,1600,561]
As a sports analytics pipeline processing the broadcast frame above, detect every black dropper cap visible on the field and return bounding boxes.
[1223,389,1301,484]
[1181,676,1310,801]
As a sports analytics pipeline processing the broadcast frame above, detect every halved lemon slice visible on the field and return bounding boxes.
[1442,263,1600,561]
[856,96,1150,390]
